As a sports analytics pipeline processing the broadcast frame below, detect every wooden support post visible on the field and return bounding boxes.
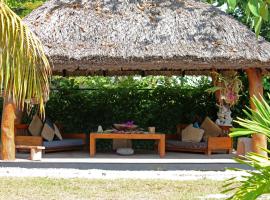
[15,108,24,125]
[211,71,222,104]
[246,68,268,157]
[1,96,16,160]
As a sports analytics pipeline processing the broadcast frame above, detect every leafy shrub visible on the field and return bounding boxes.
[44,76,217,149]
[45,76,217,134]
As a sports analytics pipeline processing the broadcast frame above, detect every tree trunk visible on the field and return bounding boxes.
[1,96,16,160]
[246,68,268,157]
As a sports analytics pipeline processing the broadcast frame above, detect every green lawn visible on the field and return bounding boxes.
[0,177,226,200]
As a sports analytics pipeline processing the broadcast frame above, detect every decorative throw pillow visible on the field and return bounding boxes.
[54,124,63,140]
[181,124,204,143]
[193,122,200,128]
[28,114,43,136]
[201,117,222,141]
[41,120,55,141]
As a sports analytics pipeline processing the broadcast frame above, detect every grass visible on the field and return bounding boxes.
[0,177,226,200]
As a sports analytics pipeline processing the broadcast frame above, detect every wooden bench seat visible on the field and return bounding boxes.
[15,124,87,153]
[16,145,45,160]
[165,124,233,155]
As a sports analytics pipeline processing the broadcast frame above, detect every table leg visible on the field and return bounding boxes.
[90,135,96,157]
[159,136,165,158]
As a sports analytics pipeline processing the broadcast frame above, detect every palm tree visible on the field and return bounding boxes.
[224,95,270,199]
[0,0,51,160]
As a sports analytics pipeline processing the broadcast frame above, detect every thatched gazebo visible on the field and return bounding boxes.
[24,0,270,155]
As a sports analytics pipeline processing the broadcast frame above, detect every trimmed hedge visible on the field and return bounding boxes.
[45,76,219,134]
[43,76,220,150]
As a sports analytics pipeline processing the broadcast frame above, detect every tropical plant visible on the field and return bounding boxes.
[208,71,243,107]
[0,0,51,160]
[223,95,270,199]
[6,0,45,17]
[206,0,270,37]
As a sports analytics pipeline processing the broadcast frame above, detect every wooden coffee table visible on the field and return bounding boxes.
[89,133,166,158]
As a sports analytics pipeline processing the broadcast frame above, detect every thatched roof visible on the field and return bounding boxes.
[24,0,270,76]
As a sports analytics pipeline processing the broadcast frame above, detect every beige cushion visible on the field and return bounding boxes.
[54,124,63,140]
[41,122,55,141]
[116,148,134,155]
[28,115,43,136]
[181,124,204,143]
[201,117,222,141]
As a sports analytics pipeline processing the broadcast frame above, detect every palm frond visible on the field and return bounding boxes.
[229,96,270,138]
[224,94,270,200]
[0,1,51,114]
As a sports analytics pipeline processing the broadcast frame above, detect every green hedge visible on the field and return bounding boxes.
[43,76,220,150]
[45,76,219,134]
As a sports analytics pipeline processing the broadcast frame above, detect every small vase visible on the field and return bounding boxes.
[97,125,103,133]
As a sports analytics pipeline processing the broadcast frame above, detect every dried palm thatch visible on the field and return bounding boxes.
[24,0,270,76]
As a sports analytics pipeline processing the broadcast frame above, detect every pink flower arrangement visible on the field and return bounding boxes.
[224,89,238,106]
[124,121,134,127]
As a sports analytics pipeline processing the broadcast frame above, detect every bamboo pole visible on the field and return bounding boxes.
[1,96,16,160]
[246,68,268,157]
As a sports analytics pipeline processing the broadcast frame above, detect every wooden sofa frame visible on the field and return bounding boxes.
[15,124,87,153]
[165,124,233,155]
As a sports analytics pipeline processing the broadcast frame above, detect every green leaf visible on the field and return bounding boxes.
[227,0,237,10]
[205,86,222,93]
[259,2,268,21]
[248,0,260,17]
[255,16,262,37]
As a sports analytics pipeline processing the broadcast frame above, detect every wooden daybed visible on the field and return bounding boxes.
[165,124,233,155]
[15,124,87,153]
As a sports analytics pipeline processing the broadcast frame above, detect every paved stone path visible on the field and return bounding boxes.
[0,167,249,180]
